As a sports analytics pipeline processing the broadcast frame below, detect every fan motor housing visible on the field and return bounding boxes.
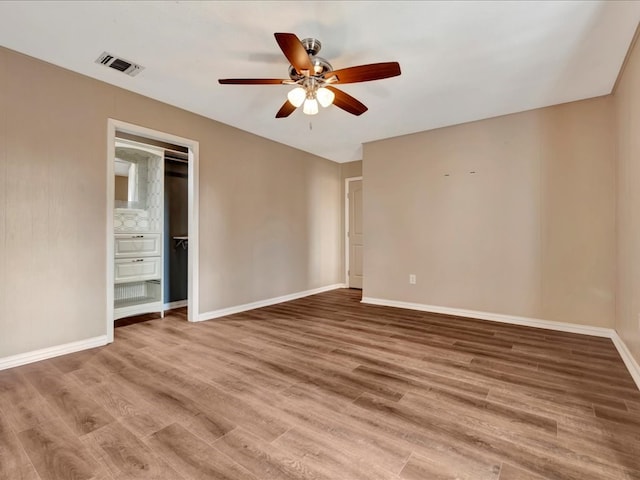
[287,37,333,79]
[288,56,333,80]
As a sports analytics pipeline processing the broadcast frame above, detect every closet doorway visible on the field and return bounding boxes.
[106,119,199,343]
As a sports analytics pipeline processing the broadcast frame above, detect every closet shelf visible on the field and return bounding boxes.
[115,295,161,309]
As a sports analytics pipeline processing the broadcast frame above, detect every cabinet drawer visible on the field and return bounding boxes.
[115,257,161,283]
[115,234,161,258]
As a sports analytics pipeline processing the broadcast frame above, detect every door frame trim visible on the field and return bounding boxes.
[106,119,200,343]
[345,176,363,287]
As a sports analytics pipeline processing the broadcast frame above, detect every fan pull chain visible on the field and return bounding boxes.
[309,122,313,131]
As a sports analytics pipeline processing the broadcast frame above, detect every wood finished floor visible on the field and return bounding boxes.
[1,288,640,480]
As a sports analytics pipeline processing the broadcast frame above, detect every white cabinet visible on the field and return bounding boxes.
[113,139,164,321]
[115,234,161,258]
[115,257,162,283]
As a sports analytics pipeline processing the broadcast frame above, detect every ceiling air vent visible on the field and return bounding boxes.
[95,52,144,77]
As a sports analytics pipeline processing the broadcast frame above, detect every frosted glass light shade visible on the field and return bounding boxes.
[316,87,335,107]
[287,87,306,107]
[303,98,319,115]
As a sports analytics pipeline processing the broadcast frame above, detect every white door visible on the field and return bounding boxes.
[348,179,363,289]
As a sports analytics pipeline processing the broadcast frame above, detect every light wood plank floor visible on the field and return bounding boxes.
[2,288,640,480]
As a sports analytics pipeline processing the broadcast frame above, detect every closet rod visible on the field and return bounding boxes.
[165,156,189,164]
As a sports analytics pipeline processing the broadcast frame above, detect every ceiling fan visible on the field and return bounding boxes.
[218,32,401,118]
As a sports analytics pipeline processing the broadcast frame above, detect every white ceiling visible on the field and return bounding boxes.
[0,1,638,163]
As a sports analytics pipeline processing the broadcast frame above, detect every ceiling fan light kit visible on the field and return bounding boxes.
[287,87,306,107]
[218,32,401,118]
[316,87,335,107]
[303,97,319,115]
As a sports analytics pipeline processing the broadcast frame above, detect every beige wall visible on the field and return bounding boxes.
[615,32,640,365]
[0,47,342,358]
[341,161,363,181]
[363,97,616,327]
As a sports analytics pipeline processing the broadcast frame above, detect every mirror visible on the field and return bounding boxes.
[114,143,152,210]
[114,159,137,205]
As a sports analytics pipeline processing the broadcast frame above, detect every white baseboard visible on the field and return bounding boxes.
[164,300,188,310]
[0,335,108,372]
[610,332,640,391]
[362,296,640,391]
[197,283,347,322]
[361,297,614,337]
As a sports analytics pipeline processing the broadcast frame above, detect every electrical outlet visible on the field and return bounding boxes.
[409,274,416,285]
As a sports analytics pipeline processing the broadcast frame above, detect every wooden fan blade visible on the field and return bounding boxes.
[274,33,314,75]
[276,100,297,118]
[325,62,401,84]
[218,78,287,85]
[326,86,368,116]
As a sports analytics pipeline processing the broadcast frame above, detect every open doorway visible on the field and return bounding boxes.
[106,119,199,343]
[346,176,363,289]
